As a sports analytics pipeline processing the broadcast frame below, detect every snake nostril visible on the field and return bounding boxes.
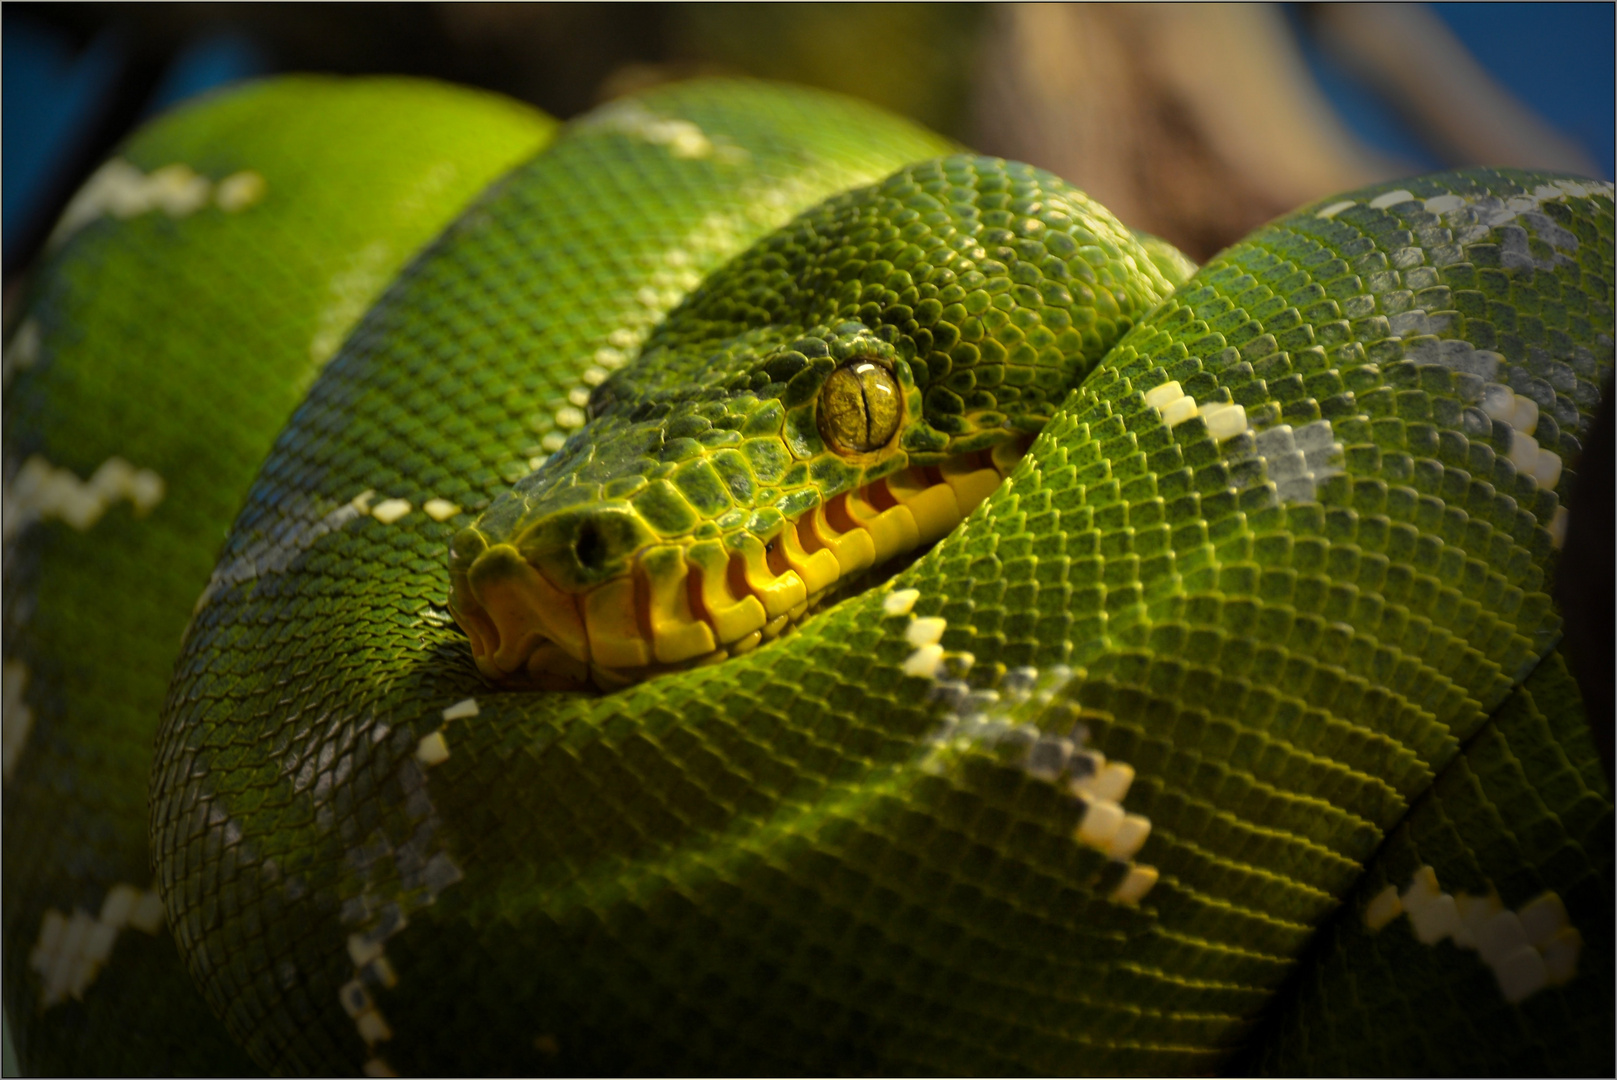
[575,519,609,571]
[521,502,649,591]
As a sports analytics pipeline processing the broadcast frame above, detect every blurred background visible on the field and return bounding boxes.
[4,1,1613,286]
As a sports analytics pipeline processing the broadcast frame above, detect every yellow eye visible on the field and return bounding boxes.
[818,360,901,454]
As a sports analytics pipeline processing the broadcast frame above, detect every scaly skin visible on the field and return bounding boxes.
[446,156,1187,689]
[5,77,1612,1075]
[2,76,554,1075]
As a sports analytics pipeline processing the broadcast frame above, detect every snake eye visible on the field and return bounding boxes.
[818,359,901,454]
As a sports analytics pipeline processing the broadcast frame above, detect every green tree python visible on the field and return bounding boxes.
[3,76,1611,1076]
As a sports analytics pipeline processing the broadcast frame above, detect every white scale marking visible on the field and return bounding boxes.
[1144,380,1250,441]
[309,241,393,366]
[904,617,947,648]
[441,697,480,722]
[3,319,41,388]
[215,170,266,212]
[575,101,741,162]
[336,737,469,1077]
[3,660,35,779]
[414,732,450,767]
[30,884,166,1008]
[902,643,945,679]
[1475,381,1565,491]
[194,490,375,612]
[1146,380,1343,504]
[370,498,412,525]
[4,455,165,540]
[883,588,920,616]
[891,594,1159,904]
[416,695,480,766]
[1368,189,1415,210]
[195,486,466,612]
[1366,865,1581,1003]
[423,498,460,522]
[50,160,265,248]
[1253,420,1344,505]
[1422,178,1614,226]
[1161,214,1579,514]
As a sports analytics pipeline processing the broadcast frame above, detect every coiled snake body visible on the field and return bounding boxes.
[4,77,1612,1075]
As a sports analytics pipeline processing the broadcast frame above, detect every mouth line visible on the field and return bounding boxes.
[450,438,1032,690]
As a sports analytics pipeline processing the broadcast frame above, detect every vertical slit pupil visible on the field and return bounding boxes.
[853,362,877,448]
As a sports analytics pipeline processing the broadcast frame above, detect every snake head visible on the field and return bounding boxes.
[449,155,1185,690]
[448,502,654,691]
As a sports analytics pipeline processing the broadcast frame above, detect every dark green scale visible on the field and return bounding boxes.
[465,154,1179,592]
[1241,651,1612,1075]
[897,170,1611,1072]
[40,76,1605,1076]
[153,83,960,1073]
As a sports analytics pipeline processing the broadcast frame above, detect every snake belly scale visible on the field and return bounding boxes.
[3,77,1612,1075]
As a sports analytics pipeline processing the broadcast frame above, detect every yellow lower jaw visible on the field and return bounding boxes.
[885,468,960,545]
[731,532,807,618]
[640,544,716,665]
[455,442,1031,690]
[579,443,1025,682]
[454,543,589,682]
[779,517,840,594]
[806,506,877,577]
[584,576,650,669]
[688,540,769,643]
[844,490,920,563]
[939,456,1004,517]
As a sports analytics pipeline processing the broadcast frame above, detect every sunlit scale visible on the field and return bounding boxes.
[450,440,1031,689]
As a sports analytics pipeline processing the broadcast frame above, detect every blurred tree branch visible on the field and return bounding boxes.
[971,3,1600,262]
[11,2,1604,269]
[971,4,1395,260]
[1307,3,1600,179]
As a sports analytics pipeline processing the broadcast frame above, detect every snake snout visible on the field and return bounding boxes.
[523,503,652,591]
[448,530,594,690]
[448,438,1038,690]
[448,504,661,690]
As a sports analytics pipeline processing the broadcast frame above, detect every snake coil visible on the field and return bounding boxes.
[4,77,1612,1076]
